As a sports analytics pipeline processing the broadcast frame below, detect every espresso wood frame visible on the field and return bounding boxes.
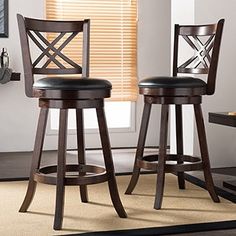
[126,19,224,210]
[17,14,127,230]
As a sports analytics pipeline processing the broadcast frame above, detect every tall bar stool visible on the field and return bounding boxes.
[126,19,224,209]
[17,14,127,230]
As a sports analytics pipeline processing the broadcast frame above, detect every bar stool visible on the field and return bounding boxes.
[126,19,224,209]
[17,14,127,230]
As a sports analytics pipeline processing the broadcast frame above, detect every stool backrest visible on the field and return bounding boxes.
[173,19,224,95]
[17,14,90,97]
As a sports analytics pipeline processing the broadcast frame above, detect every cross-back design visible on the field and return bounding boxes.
[17,14,90,97]
[28,30,81,73]
[178,34,215,73]
[173,19,224,95]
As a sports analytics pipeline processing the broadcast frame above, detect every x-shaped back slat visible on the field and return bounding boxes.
[179,34,215,70]
[30,31,66,68]
[28,30,81,70]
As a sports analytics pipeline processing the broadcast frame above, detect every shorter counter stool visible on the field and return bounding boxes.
[126,19,224,209]
[17,14,127,230]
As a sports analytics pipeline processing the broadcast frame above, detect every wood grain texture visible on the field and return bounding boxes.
[19,108,48,212]
[125,103,152,194]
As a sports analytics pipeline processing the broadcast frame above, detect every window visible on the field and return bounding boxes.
[46,0,137,101]
[50,101,133,131]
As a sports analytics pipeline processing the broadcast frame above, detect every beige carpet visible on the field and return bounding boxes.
[1,174,236,235]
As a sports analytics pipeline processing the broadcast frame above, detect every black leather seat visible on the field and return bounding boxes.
[139,76,206,89]
[33,77,112,90]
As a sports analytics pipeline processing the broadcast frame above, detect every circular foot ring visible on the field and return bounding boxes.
[34,164,108,185]
[137,154,202,172]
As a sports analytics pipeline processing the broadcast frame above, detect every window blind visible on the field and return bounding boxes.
[46,0,137,101]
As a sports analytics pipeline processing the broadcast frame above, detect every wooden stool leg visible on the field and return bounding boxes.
[19,108,48,212]
[175,105,185,189]
[54,109,68,230]
[76,109,88,203]
[194,104,220,203]
[154,104,169,209]
[125,103,152,194]
[96,107,127,218]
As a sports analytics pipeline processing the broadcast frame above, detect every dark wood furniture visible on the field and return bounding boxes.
[17,14,126,230]
[10,72,20,81]
[209,112,236,191]
[126,20,225,209]
[209,112,236,127]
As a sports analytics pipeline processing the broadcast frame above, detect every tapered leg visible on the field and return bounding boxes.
[76,109,88,203]
[19,108,48,212]
[194,104,220,203]
[154,104,169,209]
[54,109,68,230]
[125,103,152,194]
[175,105,185,189]
[96,107,127,218]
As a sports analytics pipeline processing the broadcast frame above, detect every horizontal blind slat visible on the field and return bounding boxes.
[46,0,137,101]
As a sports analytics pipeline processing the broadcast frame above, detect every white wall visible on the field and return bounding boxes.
[0,0,44,152]
[137,0,171,148]
[0,0,171,152]
[194,0,236,167]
